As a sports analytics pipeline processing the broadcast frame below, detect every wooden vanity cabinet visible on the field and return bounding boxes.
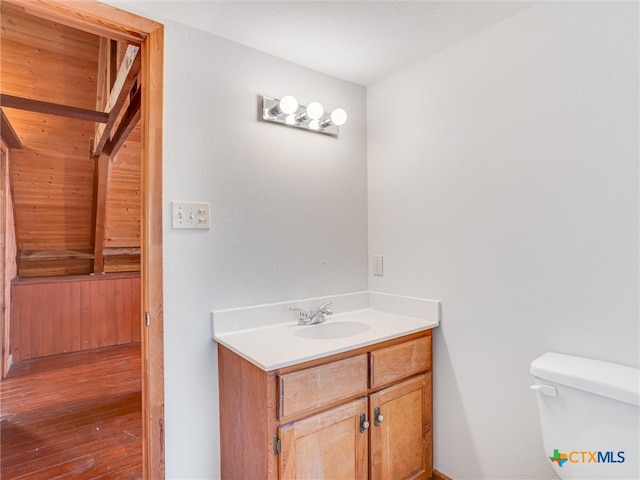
[218,330,433,480]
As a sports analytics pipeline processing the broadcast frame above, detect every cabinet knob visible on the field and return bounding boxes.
[359,413,370,433]
[374,406,384,426]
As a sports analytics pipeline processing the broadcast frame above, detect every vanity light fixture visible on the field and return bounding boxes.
[269,95,298,117]
[294,101,324,124]
[320,108,348,128]
[261,95,347,136]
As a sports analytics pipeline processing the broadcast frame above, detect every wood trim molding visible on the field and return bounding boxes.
[3,1,166,478]
[140,22,165,480]
[434,469,454,480]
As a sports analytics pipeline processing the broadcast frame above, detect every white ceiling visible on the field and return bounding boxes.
[111,0,536,86]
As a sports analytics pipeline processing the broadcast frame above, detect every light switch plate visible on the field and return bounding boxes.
[172,201,210,229]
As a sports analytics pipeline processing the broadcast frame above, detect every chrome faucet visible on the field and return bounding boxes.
[290,302,333,325]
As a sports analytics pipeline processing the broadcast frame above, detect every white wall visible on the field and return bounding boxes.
[163,26,367,479]
[107,3,368,477]
[367,2,639,479]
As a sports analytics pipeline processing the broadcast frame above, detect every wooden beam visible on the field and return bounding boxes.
[106,86,141,158]
[0,108,23,149]
[96,39,119,111]
[109,40,118,90]
[103,247,141,257]
[1,94,109,123]
[19,249,94,261]
[3,0,150,44]
[96,38,110,112]
[93,45,141,157]
[91,153,110,273]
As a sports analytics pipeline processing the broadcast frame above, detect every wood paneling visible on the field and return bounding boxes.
[0,344,142,478]
[11,273,140,361]
[1,4,142,277]
[1,5,99,109]
[8,120,96,253]
[106,125,141,249]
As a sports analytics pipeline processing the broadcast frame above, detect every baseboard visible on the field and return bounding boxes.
[434,470,454,480]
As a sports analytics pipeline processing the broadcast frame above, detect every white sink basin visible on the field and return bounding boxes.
[294,321,370,340]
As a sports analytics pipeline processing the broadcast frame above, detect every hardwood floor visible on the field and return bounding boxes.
[0,344,142,479]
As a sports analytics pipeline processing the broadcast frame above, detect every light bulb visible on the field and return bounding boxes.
[330,108,347,126]
[309,119,320,130]
[285,114,296,125]
[306,101,324,120]
[279,95,298,115]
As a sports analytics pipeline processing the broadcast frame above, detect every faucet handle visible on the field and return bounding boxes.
[316,302,333,315]
[316,301,333,314]
[289,306,310,322]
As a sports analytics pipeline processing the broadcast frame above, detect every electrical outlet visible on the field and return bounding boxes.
[373,255,383,276]
[172,201,210,229]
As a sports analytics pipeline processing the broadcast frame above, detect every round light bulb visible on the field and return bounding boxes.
[285,114,296,125]
[330,108,347,126]
[306,101,324,120]
[309,119,320,130]
[279,95,298,115]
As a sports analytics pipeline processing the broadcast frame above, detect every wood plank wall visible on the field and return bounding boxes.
[1,5,141,277]
[10,273,140,362]
[1,4,99,257]
[104,123,141,273]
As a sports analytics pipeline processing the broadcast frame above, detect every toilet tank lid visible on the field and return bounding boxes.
[530,352,640,407]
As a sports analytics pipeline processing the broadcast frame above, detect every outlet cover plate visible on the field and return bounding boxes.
[373,255,383,276]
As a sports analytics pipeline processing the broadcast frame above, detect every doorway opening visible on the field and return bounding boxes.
[0,1,164,478]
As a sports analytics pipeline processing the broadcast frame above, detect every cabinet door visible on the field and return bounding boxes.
[369,374,432,480]
[279,397,368,480]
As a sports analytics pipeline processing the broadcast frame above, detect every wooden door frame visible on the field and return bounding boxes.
[0,145,8,378]
[3,1,166,478]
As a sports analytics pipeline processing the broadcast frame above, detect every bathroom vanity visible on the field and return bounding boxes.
[214,303,438,479]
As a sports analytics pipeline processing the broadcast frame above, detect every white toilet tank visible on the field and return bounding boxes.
[530,352,639,480]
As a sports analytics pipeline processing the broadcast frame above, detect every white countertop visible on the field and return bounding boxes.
[213,308,439,371]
